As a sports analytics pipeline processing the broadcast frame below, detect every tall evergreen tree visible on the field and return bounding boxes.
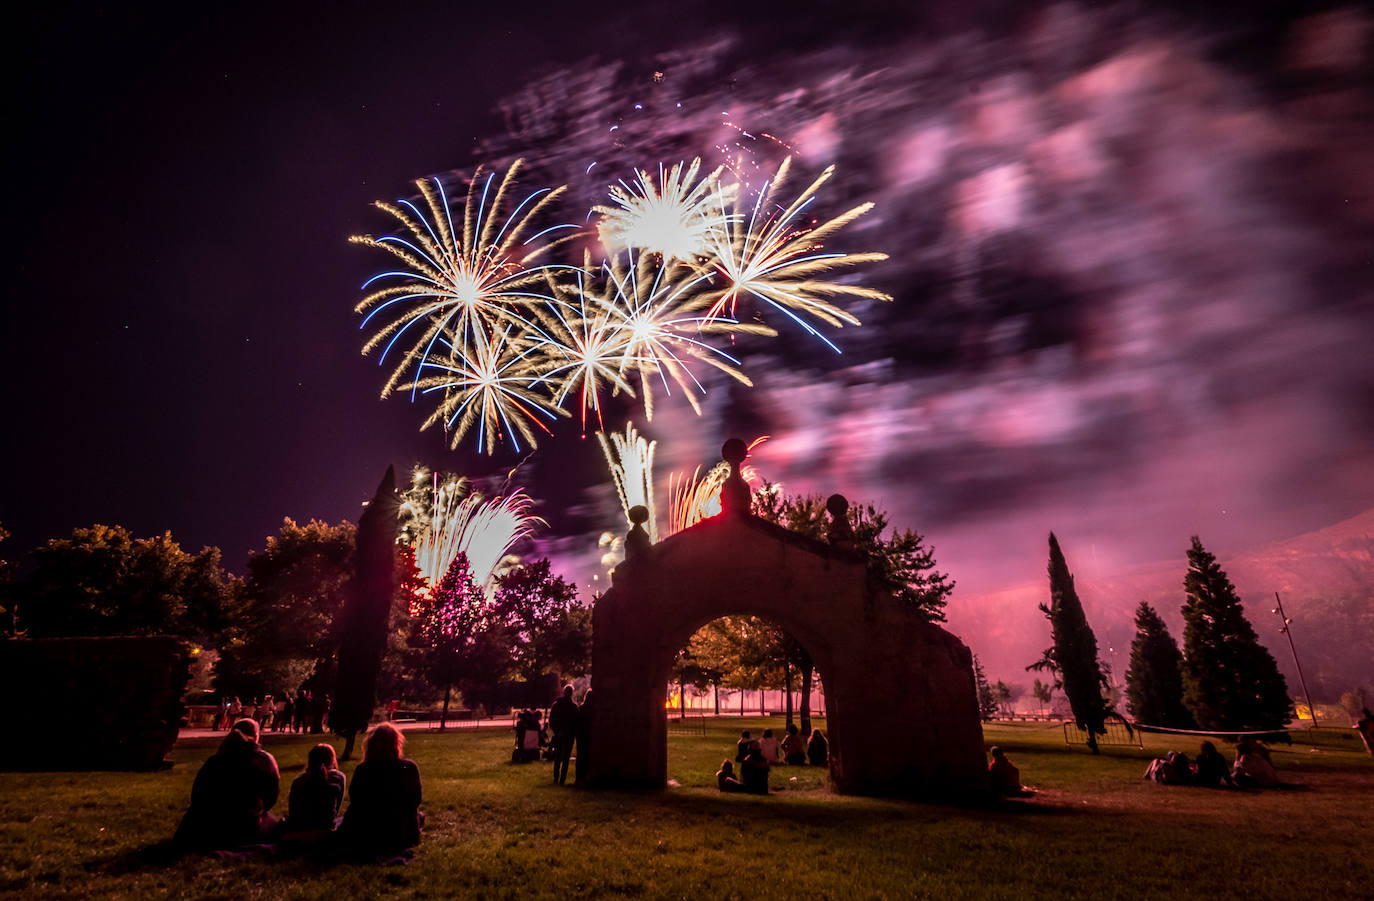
[974,655,998,721]
[1180,537,1293,730]
[1028,533,1111,753]
[1124,601,1193,728]
[333,466,399,759]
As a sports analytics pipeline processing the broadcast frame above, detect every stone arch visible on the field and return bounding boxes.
[587,461,988,800]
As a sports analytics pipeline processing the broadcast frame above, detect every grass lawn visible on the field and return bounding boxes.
[1,718,1371,899]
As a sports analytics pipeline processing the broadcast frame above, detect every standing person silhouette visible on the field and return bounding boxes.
[548,684,579,786]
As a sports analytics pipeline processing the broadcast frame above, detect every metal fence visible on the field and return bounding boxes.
[1062,720,1142,748]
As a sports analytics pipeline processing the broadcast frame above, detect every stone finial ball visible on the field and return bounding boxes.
[722,438,748,465]
[628,505,649,525]
[826,494,849,517]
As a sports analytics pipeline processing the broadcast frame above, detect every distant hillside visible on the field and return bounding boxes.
[946,509,1374,703]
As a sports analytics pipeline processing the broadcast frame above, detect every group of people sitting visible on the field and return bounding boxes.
[1145,739,1281,789]
[173,719,423,861]
[716,725,828,795]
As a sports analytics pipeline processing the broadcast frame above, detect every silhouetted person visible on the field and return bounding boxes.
[736,730,753,762]
[173,719,280,852]
[574,689,594,784]
[781,723,806,765]
[716,759,744,792]
[807,729,828,766]
[1357,708,1374,756]
[988,746,1033,796]
[741,746,770,794]
[1233,739,1279,788]
[1145,751,1193,785]
[278,743,345,844]
[548,684,579,785]
[337,723,423,859]
[294,690,310,733]
[757,728,780,763]
[1193,741,1235,788]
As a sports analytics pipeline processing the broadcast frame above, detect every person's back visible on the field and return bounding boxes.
[807,729,828,766]
[175,721,280,851]
[1233,741,1280,788]
[736,731,752,762]
[741,748,769,795]
[285,744,346,833]
[1193,742,1233,788]
[781,725,806,765]
[338,724,423,858]
[757,729,780,763]
[987,747,1023,795]
[716,759,743,792]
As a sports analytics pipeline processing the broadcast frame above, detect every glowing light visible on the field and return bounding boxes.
[414,320,569,454]
[413,479,544,598]
[352,159,571,401]
[699,157,891,352]
[667,436,770,534]
[598,422,659,542]
[594,158,735,261]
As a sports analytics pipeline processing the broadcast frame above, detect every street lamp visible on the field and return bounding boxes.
[1272,592,1318,730]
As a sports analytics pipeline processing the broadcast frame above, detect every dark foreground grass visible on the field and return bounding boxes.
[2,718,1371,900]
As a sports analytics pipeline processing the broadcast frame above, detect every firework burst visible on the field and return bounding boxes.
[700,157,891,353]
[597,422,659,542]
[666,435,770,534]
[602,249,774,421]
[352,159,573,399]
[413,480,544,598]
[594,158,735,261]
[414,320,569,454]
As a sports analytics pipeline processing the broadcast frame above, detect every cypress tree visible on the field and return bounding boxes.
[1180,537,1293,730]
[1028,533,1111,753]
[1125,601,1193,728]
[333,466,399,759]
[974,654,998,721]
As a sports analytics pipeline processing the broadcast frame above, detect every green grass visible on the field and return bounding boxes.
[2,719,1371,899]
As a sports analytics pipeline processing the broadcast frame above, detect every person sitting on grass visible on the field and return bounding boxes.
[1232,739,1280,788]
[736,730,753,762]
[277,743,346,845]
[757,728,781,763]
[988,746,1033,796]
[741,745,770,795]
[336,723,423,860]
[807,729,828,767]
[173,718,280,852]
[716,759,744,792]
[1192,741,1235,789]
[780,724,806,765]
[1145,751,1193,785]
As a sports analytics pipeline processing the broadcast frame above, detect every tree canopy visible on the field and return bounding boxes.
[1180,537,1293,731]
[16,523,236,644]
[1124,601,1193,729]
[1029,533,1111,752]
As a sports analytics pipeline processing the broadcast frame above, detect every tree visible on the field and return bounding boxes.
[1125,601,1193,728]
[214,519,355,700]
[17,524,235,643]
[1180,537,1293,730]
[993,681,1012,717]
[974,655,998,721]
[333,467,400,759]
[1031,678,1053,716]
[408,553,499,729]
[490,558,590,682]
[1029,533,1111,753]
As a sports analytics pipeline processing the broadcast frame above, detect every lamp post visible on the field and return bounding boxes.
[1272,592,1318,729]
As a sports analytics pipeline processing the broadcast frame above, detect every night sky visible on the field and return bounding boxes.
[8,2,1373,668]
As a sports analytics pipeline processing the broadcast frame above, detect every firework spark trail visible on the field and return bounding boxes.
[525,258,638,434]
[597,422,659,542]
[666,435,770,534]
[414,320,569,453]
[594,157,736,261]
[601,249,774,421]
[352,160,575,444]
[699,157,892,353]
[414,481,545,598]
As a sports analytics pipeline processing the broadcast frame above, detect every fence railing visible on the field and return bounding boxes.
[1063,720,1142,748]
